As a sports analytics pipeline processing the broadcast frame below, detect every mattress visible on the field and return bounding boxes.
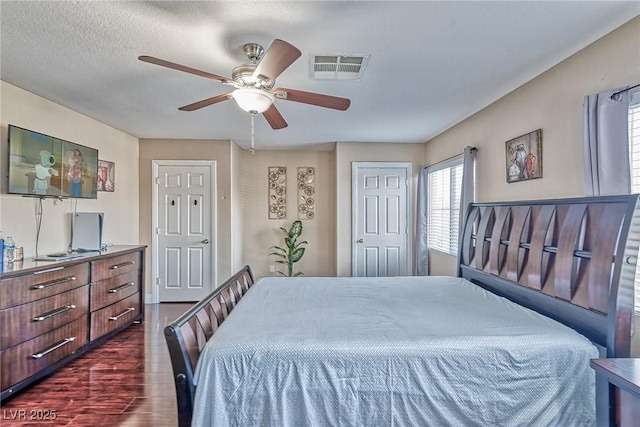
[192,276,597,426]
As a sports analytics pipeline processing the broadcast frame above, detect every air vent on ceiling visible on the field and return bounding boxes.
[310,54,370,80]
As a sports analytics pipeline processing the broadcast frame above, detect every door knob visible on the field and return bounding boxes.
[201,239,210,244]
[357,238,364,243]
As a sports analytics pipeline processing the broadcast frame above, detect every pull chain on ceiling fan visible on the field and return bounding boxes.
[139,39,351,150]
[250,113,256,155]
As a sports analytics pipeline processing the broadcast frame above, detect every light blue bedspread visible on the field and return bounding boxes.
[192,276,597,426]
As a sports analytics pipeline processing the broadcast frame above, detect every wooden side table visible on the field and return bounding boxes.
[590,358,640,427]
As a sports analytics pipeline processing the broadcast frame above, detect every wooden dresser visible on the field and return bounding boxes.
[0,245,145,401]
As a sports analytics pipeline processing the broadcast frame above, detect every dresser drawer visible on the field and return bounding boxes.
[90,270,139,312]
[0,263,90,310]
[90,292,140,341]
[91,252,140,282]
[0,285,89,349]
[0,316,87,391]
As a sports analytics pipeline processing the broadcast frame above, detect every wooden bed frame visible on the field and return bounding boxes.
[164,266,255,427]
[165,194,639,427]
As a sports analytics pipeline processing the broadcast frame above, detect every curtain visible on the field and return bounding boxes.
[583,87,631,196]
[415,166,428,275]
[458,146,477,248]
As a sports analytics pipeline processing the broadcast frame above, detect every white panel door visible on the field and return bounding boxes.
[157,163,214,302]
[353,163,411,277]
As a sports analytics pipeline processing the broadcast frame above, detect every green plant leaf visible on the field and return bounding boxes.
[293,271,304,276]
[294,240,308,249]
[289,220,302,239]
[269,253,287,259]
[290,247,305,263]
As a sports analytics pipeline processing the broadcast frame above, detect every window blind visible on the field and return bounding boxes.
[629,94,640,315]
[428,161,463,254]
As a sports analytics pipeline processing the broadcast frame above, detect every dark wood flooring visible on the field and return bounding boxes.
[1,303,192,426]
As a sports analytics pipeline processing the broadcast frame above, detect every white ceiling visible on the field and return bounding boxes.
[1,1,638,150]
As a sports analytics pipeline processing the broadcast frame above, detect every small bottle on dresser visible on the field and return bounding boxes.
[4,236,15,263]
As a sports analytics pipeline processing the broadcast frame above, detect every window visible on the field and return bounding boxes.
[629,92,640,315]
[629,93,640,193]
[427,158,463,254]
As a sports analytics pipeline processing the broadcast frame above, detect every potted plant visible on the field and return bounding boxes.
[270,220,307,276]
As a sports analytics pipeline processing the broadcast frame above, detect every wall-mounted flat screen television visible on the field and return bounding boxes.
[7,125,99,199]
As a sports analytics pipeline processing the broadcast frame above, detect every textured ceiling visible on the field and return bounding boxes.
[1,1,638,150]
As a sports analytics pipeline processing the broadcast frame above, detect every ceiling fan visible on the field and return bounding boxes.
[138,39,351,130]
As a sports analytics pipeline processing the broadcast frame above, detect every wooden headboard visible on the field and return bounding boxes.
[458,194,640,358]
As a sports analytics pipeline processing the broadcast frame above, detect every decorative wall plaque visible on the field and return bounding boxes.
[268,166,287,219]
[297,167,315,220]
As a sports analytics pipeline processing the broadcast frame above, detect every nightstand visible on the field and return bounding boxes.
[590,358,640,427]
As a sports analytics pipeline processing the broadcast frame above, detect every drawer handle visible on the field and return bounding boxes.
[109,261,136,270]
[32,305,77,322]
[33,266,65,275]
[30,276,77,290]
[108,282,135,293]
[109,307,135,321]
[31,337,76,359]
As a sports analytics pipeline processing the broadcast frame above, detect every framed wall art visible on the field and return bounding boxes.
[505,129,542,183]
[97,160,115,192]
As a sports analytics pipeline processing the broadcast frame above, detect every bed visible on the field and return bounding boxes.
[164,195,640,427]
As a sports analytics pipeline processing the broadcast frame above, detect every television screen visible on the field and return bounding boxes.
[7,125,99,199]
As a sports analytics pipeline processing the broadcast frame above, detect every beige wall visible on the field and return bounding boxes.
[238,149,336,278]
[230,142,244,274]
[335,142,425,276]
[0,81,139,258]
[3,16,638,297]
[424,16,640,276]
[138,139,233,297]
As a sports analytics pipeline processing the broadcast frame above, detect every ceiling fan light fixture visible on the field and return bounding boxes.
[232,87,274,113]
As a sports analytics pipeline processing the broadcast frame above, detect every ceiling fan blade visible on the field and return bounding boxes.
[252,39,301,86]
[262,104,288,129]
[139,55,234,85]
[274,88,351,111]
[178,93,233,111]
